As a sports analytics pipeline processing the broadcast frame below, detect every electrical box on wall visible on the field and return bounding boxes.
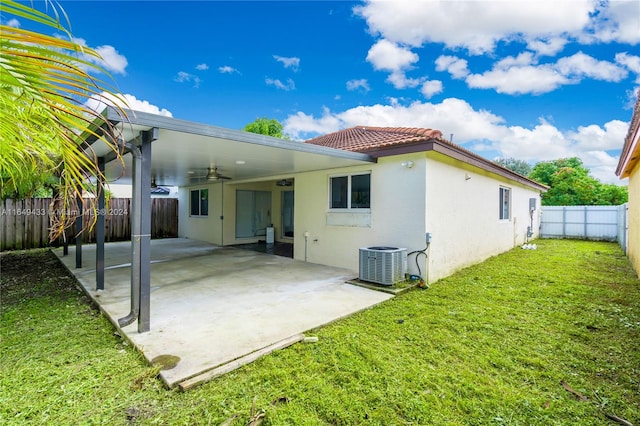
[426,232,432,243]
[529,198,537,211]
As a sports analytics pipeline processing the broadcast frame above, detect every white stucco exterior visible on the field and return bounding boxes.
[293,153,427,274]
[178,179,296,246]
[178,151,543,283]
[424,152,541,281]
[625,163,639,275]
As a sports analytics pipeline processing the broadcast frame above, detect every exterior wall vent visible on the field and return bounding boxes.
[359,247,407,286]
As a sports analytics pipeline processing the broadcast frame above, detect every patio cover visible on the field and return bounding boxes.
[79,107,375,332]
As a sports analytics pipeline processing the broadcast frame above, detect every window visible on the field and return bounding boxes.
[190,189,208,216]
[499,187,510,220]
[330,173,370,209]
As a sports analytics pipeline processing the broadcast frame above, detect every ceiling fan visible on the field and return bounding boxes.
[190,167,231,181]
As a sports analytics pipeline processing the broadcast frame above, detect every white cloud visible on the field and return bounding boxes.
[567,120,629,151]
[615,52,640,83]
[93,45,128,75]
[273,55,300,71]
[346,79,370,92]
[285,107,343,138]
[366,39,418,72]
[174,71,201,88]
[357,2,637,96]
[495,52,537,68]
[626,87,640,109]
[354,0,593,54]
[218,65,239,74]
[6,18,20,28]
[465,52,626,95]
[420,80,443,98]
[386,71,423,89]
[525,37,567,56]
[366,39,424,89]
[466,64,569,95]
[85,92,173,117]
[283,97,626,183]
[284,98,505,141]
[265,77,295,91]
[555,52,627,82]
[434,55,469,79]
[586,0,640,45]
[579,151,622,183]
[72,38,128,75]
[195,63,209,71]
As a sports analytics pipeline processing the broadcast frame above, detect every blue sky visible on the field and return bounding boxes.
[6,0,640,183]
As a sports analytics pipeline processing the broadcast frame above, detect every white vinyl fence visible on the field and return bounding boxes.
[540,205,628,252]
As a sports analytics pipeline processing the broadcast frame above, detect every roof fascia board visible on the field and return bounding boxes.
[430,141,547,191]
[79,108,110,146]
[363,139,547,191]
[616,118,639,178]
[105,107,374,164]
[616,96,640,178]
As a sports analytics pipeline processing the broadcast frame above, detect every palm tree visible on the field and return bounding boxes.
[0,0,126,239]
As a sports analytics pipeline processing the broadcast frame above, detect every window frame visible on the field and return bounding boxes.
[190,188,209,217]
[499,186,511,220]
[329,172,371,211]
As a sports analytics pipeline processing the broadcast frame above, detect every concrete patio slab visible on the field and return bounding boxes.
[53,238,393,388]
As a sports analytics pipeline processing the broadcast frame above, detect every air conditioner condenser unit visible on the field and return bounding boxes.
[359,247,407,286]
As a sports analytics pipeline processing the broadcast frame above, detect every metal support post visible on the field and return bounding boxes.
[75,194,83,268]
[137,129,156,333]
[96,157,106,290]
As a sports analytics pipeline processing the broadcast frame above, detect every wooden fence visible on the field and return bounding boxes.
[1,198,178,251]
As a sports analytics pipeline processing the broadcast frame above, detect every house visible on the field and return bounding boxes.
[616,95,640,276]
[86,108,546,331]
[177,125,547,283]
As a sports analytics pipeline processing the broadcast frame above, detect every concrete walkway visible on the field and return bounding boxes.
[54,239,392,388]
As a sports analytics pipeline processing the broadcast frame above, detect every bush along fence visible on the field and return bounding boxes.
[540,204,628,252]
[1,198,178,251]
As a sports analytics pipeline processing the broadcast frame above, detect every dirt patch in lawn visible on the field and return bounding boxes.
[1,249,86,307]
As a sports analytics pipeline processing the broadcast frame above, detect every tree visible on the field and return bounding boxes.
[597,183,628,206]
[1,0,125,239]
[494,157,532,176]
[243,117,289,139]
[529,157,628,206]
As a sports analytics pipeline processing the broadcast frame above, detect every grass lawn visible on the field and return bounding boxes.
[1,239,639,425]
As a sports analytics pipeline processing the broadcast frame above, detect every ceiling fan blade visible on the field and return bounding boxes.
[206,167,231,181]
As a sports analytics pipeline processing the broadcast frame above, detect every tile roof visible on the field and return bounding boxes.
[305,126,444,152]
[304,125,548,191]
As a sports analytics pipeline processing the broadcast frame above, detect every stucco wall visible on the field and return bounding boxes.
[179,180,294,246]
[178,152,543,283]
[294,154,427,275]
[627,165,640,276]
[178,183,223,244]
[424,152,542,282]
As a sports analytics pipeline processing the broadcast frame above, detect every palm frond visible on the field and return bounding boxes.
[0,0,128,240]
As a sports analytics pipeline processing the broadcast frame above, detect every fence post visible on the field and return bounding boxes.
[584,206,588,239]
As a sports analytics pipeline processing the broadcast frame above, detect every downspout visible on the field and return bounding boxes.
[118,140,142,328]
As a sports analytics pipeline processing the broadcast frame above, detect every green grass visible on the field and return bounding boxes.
[1,240,639,425]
